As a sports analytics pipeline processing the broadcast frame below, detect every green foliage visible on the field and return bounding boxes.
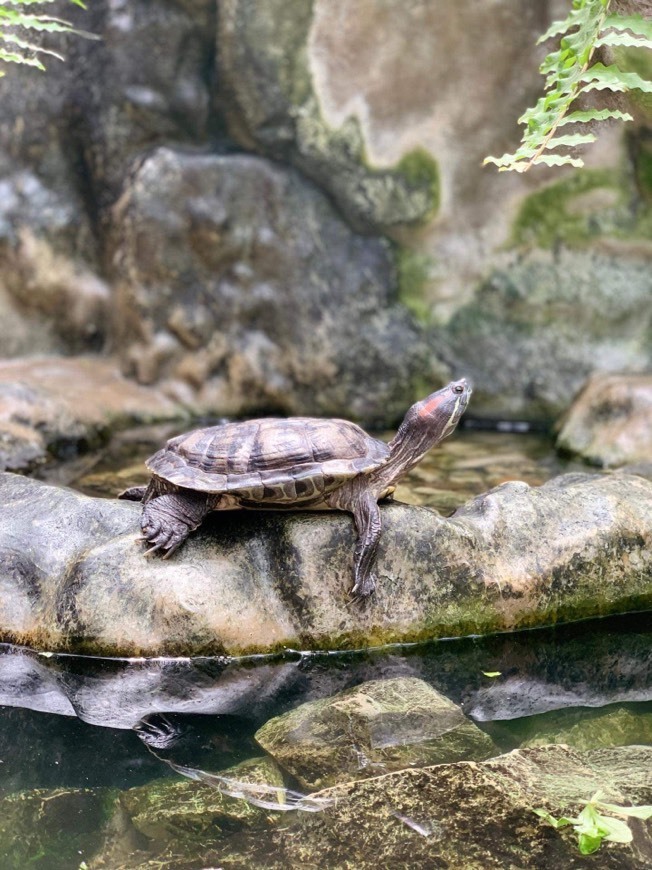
[535,792,652,855]
[485,0,652,172]
[0,0,90,74]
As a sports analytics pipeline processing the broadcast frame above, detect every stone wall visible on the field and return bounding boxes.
[0,0,650,423]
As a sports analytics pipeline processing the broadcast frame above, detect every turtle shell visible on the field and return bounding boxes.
[146,417,390,503]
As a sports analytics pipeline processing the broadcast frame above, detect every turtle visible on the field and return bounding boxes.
[119,379,471,598]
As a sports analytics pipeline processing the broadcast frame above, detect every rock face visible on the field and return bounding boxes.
[254,677,497,789]
[556,373,652,467]
[0,0,650,424]
[440,249,652,421]
[111,147,426,421]
[0,357,183,472]
[0,470,650,656]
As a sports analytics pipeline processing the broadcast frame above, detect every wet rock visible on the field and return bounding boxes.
[0,786,115,870]
[111,147,426,421]
[0,614,649,731]
[556,373,652,467]
[0,470,651,657]
[120,757,286,846]
[517,705,652,752]
[182,745,652,868]
[255,677,496,789]
[0,357,183,472]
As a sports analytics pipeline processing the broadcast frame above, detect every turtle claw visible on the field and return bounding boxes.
[144,542,165,556]
[350,573,377,601]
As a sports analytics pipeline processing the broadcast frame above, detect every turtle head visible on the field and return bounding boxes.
[412,378,472,441]
[378,379,472,488]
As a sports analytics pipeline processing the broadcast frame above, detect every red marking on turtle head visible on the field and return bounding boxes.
[418,393,446,419]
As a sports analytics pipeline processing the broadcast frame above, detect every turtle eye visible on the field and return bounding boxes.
[453,384,464,394]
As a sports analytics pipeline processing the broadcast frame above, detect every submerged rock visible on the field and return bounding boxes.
[229,745,652,869]
[0,470,650,656]
[517,704,652,752]
[0,786,114,870]
[556,373,652,467]
[255,677,496,789]
[120,757,286,846]
[0,357,183,472]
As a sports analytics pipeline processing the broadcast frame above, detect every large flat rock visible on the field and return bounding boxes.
[0,470,650,657]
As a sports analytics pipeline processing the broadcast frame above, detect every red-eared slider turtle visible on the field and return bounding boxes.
[120,379,471,597]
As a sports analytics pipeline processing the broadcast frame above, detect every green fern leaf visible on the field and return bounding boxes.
[595,31,652,49]
[579,62,652,92]
[485,1,652,172]
[556,107,634,125]
[545,132,597,148]
[530,153,586,169]
[602,13,652,40]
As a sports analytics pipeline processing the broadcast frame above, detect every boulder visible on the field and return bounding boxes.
[0,357,183,472]
[255,677,496,789]
[110,147,426,422]
[0,786,115,870]
[0,470,650,656]
[556,373,652,467]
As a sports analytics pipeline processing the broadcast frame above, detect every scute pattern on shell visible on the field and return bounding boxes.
[146,417,391,498]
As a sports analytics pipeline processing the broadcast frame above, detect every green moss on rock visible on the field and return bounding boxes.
[395,247,434,323]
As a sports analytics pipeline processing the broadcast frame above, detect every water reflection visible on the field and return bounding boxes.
[0,612,648,784]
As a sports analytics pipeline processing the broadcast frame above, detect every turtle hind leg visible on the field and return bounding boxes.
[141,491,210,557]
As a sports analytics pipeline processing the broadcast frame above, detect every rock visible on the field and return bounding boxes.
[255,677,496,789]
[111,147,426,422]
[218,0,441,231]
[0,613,649,731]
[556,373,652,467]
[144,745,652,868]
[440,249,652,421]
[517,705,652,752]
[0,470,650,656]
[66,0,215,210]
[0,357,183,472]
[120,757,286,847]
[0,786,115,870]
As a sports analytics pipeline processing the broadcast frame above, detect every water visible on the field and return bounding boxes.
[5,426,649,867]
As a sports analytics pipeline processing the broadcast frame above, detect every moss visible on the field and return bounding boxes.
[395,247,433,323]
[394,147,440,217]
[512,168,627,248]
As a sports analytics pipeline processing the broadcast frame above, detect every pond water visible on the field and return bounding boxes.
[4,425,649,867]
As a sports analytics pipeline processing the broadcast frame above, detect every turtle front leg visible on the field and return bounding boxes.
[141,492,210,558]
[350,492,383,598]
[329,486,383,599]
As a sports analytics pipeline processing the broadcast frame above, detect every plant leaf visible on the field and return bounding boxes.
[597,803,652,820]
[544,132,597,148]
[556,108,634,125]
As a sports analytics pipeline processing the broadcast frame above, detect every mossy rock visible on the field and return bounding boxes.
[0,787,116,870]
[218,0,439,231]
[120,756,287,846]
[501,704,652,752]
[255,677,497,789]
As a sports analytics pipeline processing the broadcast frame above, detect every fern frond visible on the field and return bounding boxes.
[484,0,652,173]
[0,0,92,74]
